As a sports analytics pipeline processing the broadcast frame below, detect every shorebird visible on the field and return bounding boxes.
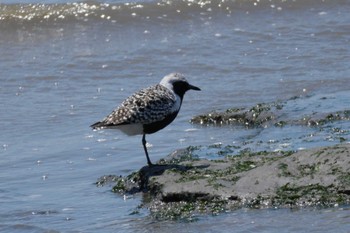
[91,73,200,166]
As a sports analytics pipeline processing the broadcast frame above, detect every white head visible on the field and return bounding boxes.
[159,73,200,99]
[160,73,187,90]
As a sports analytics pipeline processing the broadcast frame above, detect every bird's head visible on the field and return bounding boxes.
[160,73,200,98]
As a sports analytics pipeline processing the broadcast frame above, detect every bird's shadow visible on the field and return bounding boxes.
[140,163,208,176]
[128,163,209,194]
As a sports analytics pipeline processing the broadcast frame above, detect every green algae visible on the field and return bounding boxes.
[95,175,120,187]
[150,198,230,221]
[339,174,350,186]
[277,162,292,177]
[273,183,348,207]
[112,178,127,193]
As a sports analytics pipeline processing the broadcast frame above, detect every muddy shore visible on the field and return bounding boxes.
[97,143,350,220]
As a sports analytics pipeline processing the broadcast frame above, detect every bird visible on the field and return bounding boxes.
[91,73,200,166]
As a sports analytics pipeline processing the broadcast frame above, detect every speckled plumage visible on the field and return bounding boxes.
[91,73,200,166]
[95,84,177,129]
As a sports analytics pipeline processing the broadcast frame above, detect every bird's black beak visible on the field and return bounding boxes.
[188,84,201,91]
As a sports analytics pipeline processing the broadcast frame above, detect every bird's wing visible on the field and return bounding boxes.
[99,85,177,127]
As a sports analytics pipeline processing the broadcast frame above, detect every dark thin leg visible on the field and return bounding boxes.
[142,134,153,166]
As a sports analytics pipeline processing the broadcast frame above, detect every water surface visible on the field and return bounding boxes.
[1,0,350,232]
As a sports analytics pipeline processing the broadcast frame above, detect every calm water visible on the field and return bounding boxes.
[1,0,350,232]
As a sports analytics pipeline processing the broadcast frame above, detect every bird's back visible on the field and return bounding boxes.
[91,84,178,130]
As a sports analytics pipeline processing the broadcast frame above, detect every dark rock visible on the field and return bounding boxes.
[190,101,350,128]
[190,103,277,127]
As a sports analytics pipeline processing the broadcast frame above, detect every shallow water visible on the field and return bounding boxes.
[1,0,350,232]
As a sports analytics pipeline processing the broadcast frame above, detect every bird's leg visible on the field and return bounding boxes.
[142,134,153,166]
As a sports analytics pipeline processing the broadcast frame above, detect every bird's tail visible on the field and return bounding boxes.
[90,121,104,129]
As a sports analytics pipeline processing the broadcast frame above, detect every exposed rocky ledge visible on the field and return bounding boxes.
[189,98,350,128]
[97,144,350,220]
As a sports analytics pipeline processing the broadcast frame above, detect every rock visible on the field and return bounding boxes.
[190,103,276,127]
[99,144,350,220]
[190,100,350,128]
